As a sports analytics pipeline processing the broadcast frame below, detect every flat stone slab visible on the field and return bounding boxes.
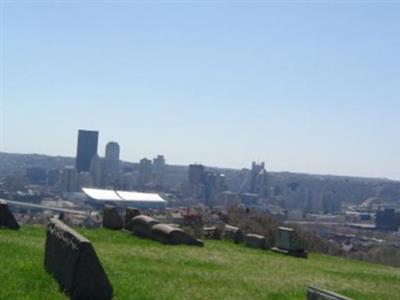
[103,206,123,230]
[0,200,19,230]
[271,246,308,258]
[44,218,113,300]
[307,286,354,300]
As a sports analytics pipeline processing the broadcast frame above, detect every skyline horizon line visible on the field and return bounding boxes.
[1,149,398,182]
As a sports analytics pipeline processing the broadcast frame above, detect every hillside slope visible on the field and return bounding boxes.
[0,226,399,300]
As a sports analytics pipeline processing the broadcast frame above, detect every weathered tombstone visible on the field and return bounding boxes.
[102,205,123,230]
[123,207,141,230]
[203,226,222,240]
[44,218,113,300]
[218,224,244,243]
[272,226,307,258]
[130,215,160,238]
[0,200,19,230]
[307,286,354,300]
[151,223,204,247]
[245,233,266,249]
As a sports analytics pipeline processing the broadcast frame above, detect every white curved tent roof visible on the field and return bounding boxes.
[82,188,121,201]
[116,191,165,202]
[82,188,166,203]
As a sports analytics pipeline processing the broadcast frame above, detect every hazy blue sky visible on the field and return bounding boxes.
[1,1,399,179]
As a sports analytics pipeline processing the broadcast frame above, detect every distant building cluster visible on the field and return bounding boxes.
[10,128,358,220]
[2,128,399,249]
[1,130,400,271]
[187,164,227,204]
[58,129,166,193]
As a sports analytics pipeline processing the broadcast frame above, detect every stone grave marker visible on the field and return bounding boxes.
[203,226,222,240]
[245,233,266,249]
[123,207,141,230]
[307,286,354,300]
[0,200,20,230]
[102,205,123,230]
[44,217,113,300]
[151,223,204,247]
[130,215,160,238]
[271,226,307,258]
[218,224,244,243]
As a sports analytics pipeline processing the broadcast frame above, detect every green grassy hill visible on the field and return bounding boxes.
[1,226,399,300]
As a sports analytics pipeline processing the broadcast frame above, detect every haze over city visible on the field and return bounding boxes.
[1,2,400,300]
[2,2,399,179]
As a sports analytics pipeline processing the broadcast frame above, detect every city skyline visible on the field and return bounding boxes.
[2,2,400,179]
[3,126,398,182]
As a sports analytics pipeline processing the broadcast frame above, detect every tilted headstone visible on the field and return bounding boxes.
[307,286,354,300]
[123,207,141,230]
[0,200,20,230]
[151,223,204,247]
[203,226,222,240]
[130,215,160,238]
[272,226,307,258]
[218,224,244,243]
[44,218,113,300]
[102,205,123,230]
[245,233,266,249]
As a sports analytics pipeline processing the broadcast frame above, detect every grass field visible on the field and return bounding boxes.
[0,226,400,300]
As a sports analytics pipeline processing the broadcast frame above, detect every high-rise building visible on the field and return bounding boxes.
[60,166,78,193]
[105,142,120,166]
[104,142,120,179]
[204,172,227,203]
[138,158,152,186]
[153,155,165,172]
[90,154,104,187]
[75,130,99,172]
[187,164,226,204]
[188,164,205,185]
[103,141,120,187]
[153,155,166,186]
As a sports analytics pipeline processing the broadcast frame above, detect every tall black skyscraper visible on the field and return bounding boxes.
[75,129,99,172]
